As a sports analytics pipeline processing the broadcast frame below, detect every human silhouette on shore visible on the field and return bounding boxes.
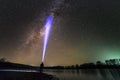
[40,62,44,72]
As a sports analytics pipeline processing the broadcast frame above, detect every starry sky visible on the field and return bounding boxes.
[0,0,120,66]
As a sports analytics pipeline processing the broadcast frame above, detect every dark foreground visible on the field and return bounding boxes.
[0,70,57,80]
[0,69,120,80]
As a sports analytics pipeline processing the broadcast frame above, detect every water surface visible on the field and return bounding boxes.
[44,69,120,80]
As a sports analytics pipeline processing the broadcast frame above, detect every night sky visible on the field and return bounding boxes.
[0,0,120,66]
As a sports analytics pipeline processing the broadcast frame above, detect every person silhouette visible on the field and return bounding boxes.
[40,62,44,72]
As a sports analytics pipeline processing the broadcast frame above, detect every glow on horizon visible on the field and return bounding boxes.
[42,15,53,62]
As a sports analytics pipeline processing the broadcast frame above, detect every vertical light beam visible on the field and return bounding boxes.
[42,15,53,62]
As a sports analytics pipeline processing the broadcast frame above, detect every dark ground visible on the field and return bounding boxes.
[0,71,57,80]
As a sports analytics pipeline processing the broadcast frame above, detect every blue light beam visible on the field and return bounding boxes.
[42,15,53,62]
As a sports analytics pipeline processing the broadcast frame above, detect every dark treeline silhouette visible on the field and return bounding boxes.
[0,58,120,70]
[0,58,38,70]
[45,59,120,69]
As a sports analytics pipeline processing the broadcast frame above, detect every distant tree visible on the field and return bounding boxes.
[105,60,109,65]
[80,63,95,68]
[110,59,116,65]
[0,58,6,62]
[71,65,75,69]
[105,59,120,65]
[96,61,103,65]
[75,64,79,69]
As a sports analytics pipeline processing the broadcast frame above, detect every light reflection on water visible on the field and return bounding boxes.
[44,69,120,80]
